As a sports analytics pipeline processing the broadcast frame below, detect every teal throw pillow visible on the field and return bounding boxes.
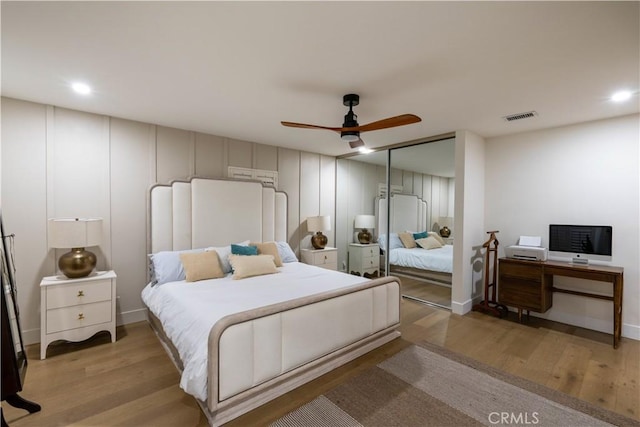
[413,231,428,240]
[231,244,258,256]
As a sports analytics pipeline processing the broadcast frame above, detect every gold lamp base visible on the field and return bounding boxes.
[357,229,372,244]
[439,226,451,238]
[59,248,97,279]
[311,232,328,249]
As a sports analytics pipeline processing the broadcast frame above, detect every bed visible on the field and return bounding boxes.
[143,178,401,426]
[376,193,453,286]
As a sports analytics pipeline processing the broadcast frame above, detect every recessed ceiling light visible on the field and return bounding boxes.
[358,147,373,154]
[611,90,632,102]
[71,82,92,95]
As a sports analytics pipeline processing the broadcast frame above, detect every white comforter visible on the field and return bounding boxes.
[388,244,453,273]
[141,262,368,402]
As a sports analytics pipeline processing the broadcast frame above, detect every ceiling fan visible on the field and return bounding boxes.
[281,94,421,149]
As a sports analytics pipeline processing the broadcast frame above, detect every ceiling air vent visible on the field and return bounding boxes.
[503,111,538,122]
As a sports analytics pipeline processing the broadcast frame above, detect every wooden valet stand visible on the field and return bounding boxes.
[473,230,508,318]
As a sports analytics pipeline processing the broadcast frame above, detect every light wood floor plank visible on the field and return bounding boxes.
[4,300,638,426]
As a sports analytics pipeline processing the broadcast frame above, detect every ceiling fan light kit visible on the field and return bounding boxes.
[281,93,421,149]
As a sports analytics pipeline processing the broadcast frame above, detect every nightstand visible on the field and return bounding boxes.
[349,243,380,277]
[300,247,337,271]
[40,270,117,359]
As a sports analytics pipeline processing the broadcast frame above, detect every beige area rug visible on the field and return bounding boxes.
[272,342,639,427]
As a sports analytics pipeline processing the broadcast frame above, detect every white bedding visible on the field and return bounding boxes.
[141,262,369,402]
[388,244,453,273]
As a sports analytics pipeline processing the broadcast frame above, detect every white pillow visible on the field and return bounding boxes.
[275,241,298,263]
[378,233,404,251]
[149,248,205,285]
[205,240,250,273]
[229,254,278,279]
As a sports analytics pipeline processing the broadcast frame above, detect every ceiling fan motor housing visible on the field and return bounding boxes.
[341,93,360,141]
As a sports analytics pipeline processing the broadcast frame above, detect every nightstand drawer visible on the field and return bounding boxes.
[312,250,337,266]
[360,246,378,258]
[46,279,112,309]
[361,255,379,269]
[46,300,112,334]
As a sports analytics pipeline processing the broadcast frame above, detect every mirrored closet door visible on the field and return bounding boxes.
[335,137,455,309]
[386,139,455,309]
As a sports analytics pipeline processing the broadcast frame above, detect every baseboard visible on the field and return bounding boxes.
[117,307,148,326]
[451,298,473,315]
[622,323,640,341]
[22,328,41,346]
[20,308,149,346]
[521,309,639,342]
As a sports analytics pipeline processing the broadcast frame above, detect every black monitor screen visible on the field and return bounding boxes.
[549,225,612,256]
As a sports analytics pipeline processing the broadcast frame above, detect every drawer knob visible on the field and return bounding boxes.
[78,313,84,320]
[324,255,327,260]
[77,290,84,297]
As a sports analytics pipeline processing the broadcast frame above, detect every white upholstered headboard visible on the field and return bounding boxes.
[375,194,428,236]
[149,178,287,253]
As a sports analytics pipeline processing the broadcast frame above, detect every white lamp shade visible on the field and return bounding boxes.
[438,217,453,228]
[307,215,331,232]
[354,214,375,230]
[48,218,103,248]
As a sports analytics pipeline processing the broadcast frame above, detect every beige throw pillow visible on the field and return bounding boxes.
[415,236,443,250]
[398,232,417,249]
[250,242,283,267]
[229,254,278,280]
[179,251,224,282]
[428,231,446,246]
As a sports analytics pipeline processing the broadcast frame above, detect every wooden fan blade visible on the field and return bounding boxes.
[349,138,365,149]
[356,114,421,133]
[280,121,341,133]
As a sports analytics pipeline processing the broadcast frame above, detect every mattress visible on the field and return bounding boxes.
[388,244,453,273]
[141,262,369,401]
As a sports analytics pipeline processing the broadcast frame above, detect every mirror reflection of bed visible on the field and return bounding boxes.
[338,138,455,309]
[377,192,453,309]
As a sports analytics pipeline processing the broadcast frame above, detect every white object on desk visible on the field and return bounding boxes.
[40,270,117,359]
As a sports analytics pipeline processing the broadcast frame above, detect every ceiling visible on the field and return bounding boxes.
[2,2,638,157]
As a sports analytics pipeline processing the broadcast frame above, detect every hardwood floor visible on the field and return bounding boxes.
[400,275,452,308]
[4,300,638,426]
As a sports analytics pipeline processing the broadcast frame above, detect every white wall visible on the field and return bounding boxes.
[485,114,640,339]
[452,131,486,314]
[1,97,336,344]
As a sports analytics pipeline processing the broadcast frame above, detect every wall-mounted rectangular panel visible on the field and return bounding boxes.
[110,117,155,314]
[49,107,111,271]
[195,133,225,178]
[227,139,253,169]
[254,144,278,171]
[1,98,49,337]
[156,126,192,184]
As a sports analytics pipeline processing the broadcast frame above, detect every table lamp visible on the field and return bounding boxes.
[307,216,331,249]
[48,218,102,278]
[354,215,375,244]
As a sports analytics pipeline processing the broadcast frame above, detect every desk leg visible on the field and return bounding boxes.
[613,276,623,348]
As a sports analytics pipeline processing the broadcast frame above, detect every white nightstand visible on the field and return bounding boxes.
[300,247,338,271]
[349,243,380,277]
[40,270,117,359]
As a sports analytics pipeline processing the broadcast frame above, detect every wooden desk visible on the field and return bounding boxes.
[498,258,623,348]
